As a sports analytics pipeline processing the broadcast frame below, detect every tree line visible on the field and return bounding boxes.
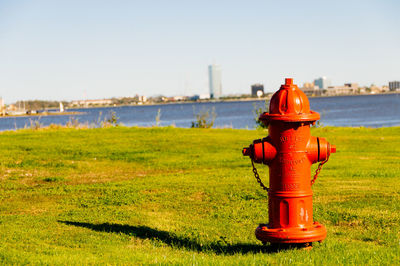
[14,100,69,110]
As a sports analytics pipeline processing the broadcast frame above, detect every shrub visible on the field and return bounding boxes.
[191,107,216,128]
[253,101,268,129]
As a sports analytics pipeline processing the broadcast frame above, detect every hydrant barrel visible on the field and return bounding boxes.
[243,78,336,245]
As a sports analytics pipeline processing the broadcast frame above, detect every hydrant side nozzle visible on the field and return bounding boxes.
[306,136,319,164]
[252,139,277,164]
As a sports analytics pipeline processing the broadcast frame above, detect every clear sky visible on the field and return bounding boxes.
[0,0,399,103]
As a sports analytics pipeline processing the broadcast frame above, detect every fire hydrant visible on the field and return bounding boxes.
[243,78,336,246]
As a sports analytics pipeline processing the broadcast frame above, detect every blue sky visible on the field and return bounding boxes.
[0,0,399,103]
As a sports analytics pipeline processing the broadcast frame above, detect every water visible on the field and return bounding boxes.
[1,94,399,131]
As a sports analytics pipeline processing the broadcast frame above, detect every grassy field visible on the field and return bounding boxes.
[0,126,399,264]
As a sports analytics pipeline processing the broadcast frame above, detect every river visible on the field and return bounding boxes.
[1,94,399,131]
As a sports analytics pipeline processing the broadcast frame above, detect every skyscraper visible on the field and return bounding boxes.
[314,77,331,89]
[251,84,264,97]
[389,81,400,91]
[208,64,222,99]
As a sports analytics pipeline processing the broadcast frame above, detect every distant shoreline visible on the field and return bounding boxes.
[0,111,84,118]
[65,91,400,110]
[4,91,400,114]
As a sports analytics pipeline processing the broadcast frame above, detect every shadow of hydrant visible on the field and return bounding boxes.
[59,220,290,255]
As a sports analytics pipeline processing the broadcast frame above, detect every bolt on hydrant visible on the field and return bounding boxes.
[243,78,336,247]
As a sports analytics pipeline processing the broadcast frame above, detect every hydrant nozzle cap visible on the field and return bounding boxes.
[330,145,336,154]
[259,78,320,124]
[242,147,251,156]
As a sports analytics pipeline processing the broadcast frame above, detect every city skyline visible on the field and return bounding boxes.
[1,1,399,103]
[0,69,397,104]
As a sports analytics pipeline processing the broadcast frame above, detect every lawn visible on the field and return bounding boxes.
[0,126,399,264]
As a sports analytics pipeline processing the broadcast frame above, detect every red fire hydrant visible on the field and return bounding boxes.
[243,78,336,246]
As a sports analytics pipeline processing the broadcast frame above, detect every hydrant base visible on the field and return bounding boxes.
[255,222,327,244]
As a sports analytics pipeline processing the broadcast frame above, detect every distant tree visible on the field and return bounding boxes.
[15,100,68,110]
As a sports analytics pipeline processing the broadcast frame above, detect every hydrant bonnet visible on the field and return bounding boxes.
[259,78,320,124]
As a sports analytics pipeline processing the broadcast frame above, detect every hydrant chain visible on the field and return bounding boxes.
[251,159,269,191]
[310,156,329,185]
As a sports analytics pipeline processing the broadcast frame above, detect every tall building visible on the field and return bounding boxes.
[389,81,400,91]
[314,77,331,89]
[251,84,264,97]
[208,64,222,99]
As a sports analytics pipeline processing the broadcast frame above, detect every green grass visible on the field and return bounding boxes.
[0,126,399,264]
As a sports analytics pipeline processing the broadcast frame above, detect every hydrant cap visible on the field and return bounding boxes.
[260,78,320,123]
